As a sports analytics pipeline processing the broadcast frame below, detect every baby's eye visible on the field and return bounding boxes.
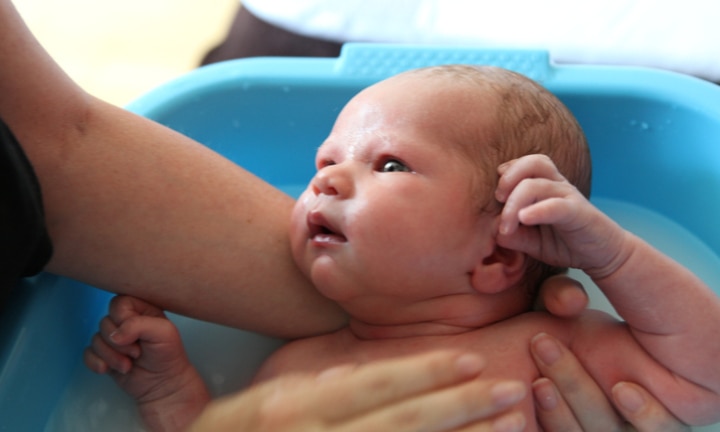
[317,159,336,169]
[379,159,411,173]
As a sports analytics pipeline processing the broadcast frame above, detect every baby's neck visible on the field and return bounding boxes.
[342,291,533,340]
[348,318,492,339]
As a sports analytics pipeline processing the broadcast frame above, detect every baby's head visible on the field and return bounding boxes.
[407,65,591,294]
[405,65,590,208]
[290,65,589,331]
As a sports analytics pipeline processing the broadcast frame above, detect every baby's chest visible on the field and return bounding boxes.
[283,327,550,385]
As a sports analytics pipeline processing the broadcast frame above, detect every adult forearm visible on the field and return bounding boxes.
[0,0,345,337]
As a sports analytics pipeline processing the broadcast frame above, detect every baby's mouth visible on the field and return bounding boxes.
[307,212,347,243]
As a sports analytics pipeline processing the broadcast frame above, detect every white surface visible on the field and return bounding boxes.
[244,0,720,81]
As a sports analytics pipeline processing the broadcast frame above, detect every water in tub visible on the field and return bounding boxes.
[43,197,720,431]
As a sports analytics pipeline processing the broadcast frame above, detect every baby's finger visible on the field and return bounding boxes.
[98,315,141,358]
[88,332,133,374]
[496,154,566,203]
[83,346,110,374]
[108,295,165,325]
[108,314,183,354]
[499,178,578,234]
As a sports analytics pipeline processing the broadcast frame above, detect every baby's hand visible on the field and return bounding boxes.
[84,295,193,403]
[495,155,627,277]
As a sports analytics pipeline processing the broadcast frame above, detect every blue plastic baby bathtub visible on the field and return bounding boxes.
[2,44,720,431]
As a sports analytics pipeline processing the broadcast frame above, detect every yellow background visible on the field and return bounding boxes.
[14,0,238,106]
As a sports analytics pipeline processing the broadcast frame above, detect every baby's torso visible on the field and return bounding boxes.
[254,312,583,431]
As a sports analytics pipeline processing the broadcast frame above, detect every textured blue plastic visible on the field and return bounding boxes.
[3,44,720,430]
[335,43,550,81]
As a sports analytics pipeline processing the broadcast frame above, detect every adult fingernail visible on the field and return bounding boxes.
[498,220,511,235]
[455,354,486,377]
[613,382,645,413]
[491,381,527,408]
[316,364,356,381]
[492,412,526,432]
[532,378,558,411]
[531,333,562,366]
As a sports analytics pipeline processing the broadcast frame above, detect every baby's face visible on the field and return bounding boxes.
[290,73,499,312]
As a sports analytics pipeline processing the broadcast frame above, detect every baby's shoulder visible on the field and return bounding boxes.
[460,309,623,351]
[252,328,358,383]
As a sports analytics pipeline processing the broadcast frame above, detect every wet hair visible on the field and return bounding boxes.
[405,65,592,298]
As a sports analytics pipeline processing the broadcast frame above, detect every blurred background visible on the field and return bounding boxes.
[14,0,238,107]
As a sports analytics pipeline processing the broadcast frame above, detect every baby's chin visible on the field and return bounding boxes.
[308,258,360,304]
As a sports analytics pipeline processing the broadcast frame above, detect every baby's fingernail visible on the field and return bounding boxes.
[109,330,121,343]
[497,161,511,173]
[114,362,130,375]
[613,382,645,413]
[531,333,562,366]
[492,412,526,432]
[129,347,141,359]
[491,381,526,408]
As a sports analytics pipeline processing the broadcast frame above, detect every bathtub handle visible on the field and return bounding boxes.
[334,43,551,81]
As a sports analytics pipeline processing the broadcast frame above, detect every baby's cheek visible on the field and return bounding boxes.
[288,196,310,260]
[290,191,312,223]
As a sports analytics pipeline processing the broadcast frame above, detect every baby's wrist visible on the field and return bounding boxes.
[583,229,634,281]
[137,368,211,432]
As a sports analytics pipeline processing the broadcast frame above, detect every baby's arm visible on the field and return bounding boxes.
[84,295,211,432]
[496,155,720,423]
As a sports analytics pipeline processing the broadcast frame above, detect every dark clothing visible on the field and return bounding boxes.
[201,6,342,66]
[1,118,53,299]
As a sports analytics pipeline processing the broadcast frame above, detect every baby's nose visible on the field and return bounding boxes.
[311,164,352,198]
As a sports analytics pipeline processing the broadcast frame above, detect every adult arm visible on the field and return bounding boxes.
[0,0,344,337]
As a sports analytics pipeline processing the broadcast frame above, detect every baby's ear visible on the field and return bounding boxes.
[470,246,526,294]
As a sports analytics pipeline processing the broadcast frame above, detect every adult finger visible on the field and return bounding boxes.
[612,382,690,432]
[535,275,589,318]
[531,333,625,432]
[533,377,585,432]
[189,352,528,432]
[338,379,528,432]
[452,411,527,432]
[297,351,488,423]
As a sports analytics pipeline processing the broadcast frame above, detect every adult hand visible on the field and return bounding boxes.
[531,332,689,432]
[189,351,529,432]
